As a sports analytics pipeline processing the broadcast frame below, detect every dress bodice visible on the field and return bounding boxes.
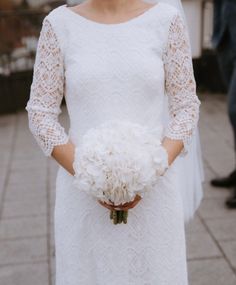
[25,3,201,157]
[63,4,168,144]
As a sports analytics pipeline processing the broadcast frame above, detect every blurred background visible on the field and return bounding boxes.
[0,0,236,284]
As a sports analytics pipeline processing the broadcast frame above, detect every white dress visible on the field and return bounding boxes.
[26,3,201,285]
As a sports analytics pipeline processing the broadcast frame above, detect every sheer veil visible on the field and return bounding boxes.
[74,0,205,223]
[145,0,186,19]
[145,0,205,223]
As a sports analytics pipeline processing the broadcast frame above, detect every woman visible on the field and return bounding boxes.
[26,0,202,284]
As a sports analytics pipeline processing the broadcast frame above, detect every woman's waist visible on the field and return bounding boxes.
[68,119,165,146]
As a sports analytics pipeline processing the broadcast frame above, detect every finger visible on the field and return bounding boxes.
[111,195,142,208]
[118,199,141,210]
[98,200,114,210]
[99,195,142,210]
[101,202,122,211]
[135,195,142,202]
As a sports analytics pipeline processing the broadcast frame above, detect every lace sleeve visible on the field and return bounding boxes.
[25,17,69,157]
[163,14,201,156]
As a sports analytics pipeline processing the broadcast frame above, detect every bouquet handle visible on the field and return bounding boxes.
[110,209,129,224]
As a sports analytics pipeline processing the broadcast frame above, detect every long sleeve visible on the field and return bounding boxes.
[25,17,69,157]
[163,14,201,156]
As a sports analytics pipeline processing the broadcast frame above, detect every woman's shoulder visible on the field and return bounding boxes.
[41,5,69,54]
[44,4,67,27]
[153,2,183,31]
[157,2,183,21]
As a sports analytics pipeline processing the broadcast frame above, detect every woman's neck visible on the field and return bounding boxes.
[86,0,146,14]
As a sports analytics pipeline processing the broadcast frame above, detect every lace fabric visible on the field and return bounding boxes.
[26,13,200,158]
[163,14,201,156]
[25,18,69,156]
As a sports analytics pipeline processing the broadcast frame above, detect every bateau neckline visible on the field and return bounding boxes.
[62,3,161,27]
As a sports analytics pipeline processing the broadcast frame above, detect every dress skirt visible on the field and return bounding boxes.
[54,159,188,285]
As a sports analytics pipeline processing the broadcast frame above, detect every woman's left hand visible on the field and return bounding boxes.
[98,194,142,211]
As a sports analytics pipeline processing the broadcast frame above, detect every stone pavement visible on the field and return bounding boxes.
[0,93,236,285]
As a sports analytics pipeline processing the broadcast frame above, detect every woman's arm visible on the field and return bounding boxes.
[161,13,201,166]
[161,138,184,166]
[52,142,75,175]
[26,17,75,175]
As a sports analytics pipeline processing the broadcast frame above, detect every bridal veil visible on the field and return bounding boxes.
[145,0,205,223]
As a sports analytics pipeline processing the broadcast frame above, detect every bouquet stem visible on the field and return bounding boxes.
[110,209,128,224]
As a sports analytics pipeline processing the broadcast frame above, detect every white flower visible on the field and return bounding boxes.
[72,120,169,205]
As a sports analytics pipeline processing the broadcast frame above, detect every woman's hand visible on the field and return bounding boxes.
[52,140,76,176]
[98,194,142,211]
[161,138,184,166]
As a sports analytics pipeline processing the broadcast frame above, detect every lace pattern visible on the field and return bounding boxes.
[25,18,69,156]
[163,14,201,156]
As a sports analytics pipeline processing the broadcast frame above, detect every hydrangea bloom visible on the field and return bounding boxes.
[73,120,169,206]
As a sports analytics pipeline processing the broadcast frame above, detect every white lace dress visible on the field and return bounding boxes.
[26,3,201,285]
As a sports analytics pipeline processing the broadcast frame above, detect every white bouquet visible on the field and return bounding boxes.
[73,120,169,224]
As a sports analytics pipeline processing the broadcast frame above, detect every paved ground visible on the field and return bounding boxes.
[0,93,236,285]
